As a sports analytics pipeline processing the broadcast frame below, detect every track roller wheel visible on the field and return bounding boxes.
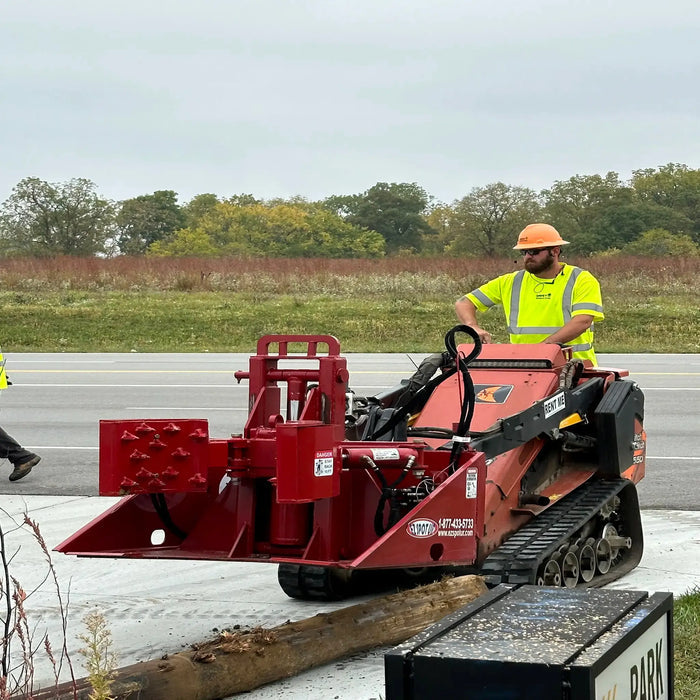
[601,523,632,562]
[578,542,597,583]
[537,558,562,586]
[595,538,612,574]
[561,549,580,588]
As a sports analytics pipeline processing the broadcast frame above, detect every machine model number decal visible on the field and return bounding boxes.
[631,430,646,466]
[407,518,438,538]
[465,467,478,499]
[371,448,400,461]
[543,392,566,418]
[314,450,334,477]
[437,516,475,537]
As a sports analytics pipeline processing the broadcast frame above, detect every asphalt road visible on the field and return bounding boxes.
[0,351,698,508]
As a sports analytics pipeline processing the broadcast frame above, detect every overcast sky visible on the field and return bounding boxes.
[2,0,699,206]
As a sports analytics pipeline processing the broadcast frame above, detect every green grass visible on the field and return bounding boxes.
[675,587,700,700]
[0,255,698,352]
[2,289,698,353]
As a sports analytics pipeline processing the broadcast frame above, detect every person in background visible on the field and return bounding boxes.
[0,348,41,481]
[454,223,604,365]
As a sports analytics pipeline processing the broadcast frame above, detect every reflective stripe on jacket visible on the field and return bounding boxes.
[465,264,604,365]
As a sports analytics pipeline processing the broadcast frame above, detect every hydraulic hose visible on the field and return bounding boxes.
[443,325,481,473]
[366,325,480,442]
[365,454,416,536]
[150,493,188,540]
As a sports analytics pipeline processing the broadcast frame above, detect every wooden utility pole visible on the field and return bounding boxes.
[28,575,487,700]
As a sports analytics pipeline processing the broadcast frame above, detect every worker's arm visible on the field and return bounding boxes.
[455,296,492,343]
[542,314,594,346]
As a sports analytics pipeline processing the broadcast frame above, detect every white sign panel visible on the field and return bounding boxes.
[594,615,669,700]
[543,391,566,419]
[314,450,334,477]
[371,448,400,461]
[465,467,478,499]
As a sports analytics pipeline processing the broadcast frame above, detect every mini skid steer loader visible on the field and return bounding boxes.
[57,326,646,600]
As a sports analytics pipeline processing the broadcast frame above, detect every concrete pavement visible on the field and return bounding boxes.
[1,495,698,698]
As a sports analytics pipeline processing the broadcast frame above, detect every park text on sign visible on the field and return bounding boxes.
[594,615,669,700]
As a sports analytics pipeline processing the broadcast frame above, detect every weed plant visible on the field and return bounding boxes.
[78,611,117,700]
[1,511,77,698]
[1,512,119,699]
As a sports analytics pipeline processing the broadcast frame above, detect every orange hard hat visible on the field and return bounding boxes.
[513,223,569,249]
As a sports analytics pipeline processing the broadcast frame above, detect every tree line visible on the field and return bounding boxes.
[1,163,699,258]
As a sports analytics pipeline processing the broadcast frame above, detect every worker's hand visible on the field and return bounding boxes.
[472,326,492,344]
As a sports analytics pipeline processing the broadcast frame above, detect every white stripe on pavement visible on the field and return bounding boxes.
[125,407,247,411]
[25,447,700,461]
[8,384,242,388]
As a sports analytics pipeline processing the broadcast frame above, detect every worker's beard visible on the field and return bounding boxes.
[525,250,556,276]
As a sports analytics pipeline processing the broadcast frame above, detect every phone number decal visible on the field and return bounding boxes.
[438,516,475,536]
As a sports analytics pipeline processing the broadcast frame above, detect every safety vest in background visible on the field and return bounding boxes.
[0,349,7,389]
[465,263,604,365]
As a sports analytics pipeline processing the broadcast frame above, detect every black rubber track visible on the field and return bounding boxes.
[277,564,353,600]
[480,478,643,587]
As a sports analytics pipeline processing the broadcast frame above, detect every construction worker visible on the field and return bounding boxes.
[455,223,603,365]
[0,348,41,481]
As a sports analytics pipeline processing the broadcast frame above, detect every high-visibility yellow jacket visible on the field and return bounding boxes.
[465,263,604,365]
[0,349,7,389]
